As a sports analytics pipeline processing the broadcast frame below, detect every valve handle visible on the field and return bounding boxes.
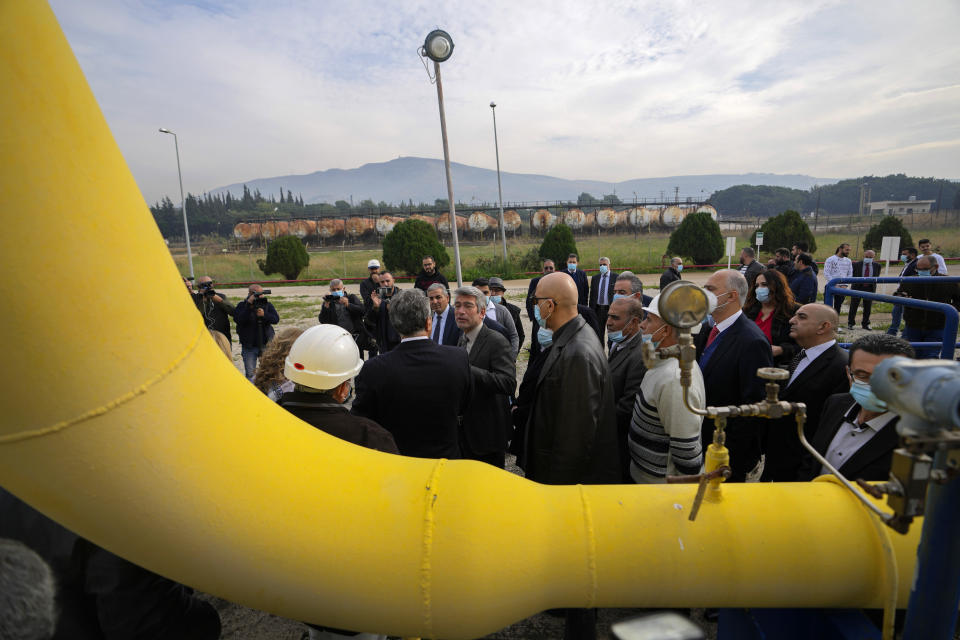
[757,367,790,381]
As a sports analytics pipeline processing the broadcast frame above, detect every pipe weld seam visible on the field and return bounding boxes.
[578,484,598,608]
[420,458,446,637]
[0,326,204,445]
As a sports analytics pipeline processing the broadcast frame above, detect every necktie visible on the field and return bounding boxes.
[600,274,607,304]
[864,264,870,278]
[706,325,719,347]
[788,349,806,374]
[458,334,468,348]
[432,313,441,342]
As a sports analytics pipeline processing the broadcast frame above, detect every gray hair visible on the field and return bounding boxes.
[671,257,683,266]
[426,282,449,298]
[389,288,430,337]
[599,256,610,264]
[329,278,343,289]
[719,269,749,302]
[616,273,643,295]
[0,539,57,640]
[453,285,487,312]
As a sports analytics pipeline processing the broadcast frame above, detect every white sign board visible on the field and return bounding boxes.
[879,236,901,262]
[725,236,737,256]
[756,232,764,247]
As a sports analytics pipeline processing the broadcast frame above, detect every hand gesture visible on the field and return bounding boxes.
[256,307,265,317]
[371,291,381,309]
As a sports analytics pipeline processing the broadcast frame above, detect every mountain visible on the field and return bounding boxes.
[210,156,837,205]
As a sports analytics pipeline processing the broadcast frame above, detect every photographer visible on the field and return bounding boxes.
[367,271,401,353]
[319,279,367,350]
[193,275,235,343]
[234,284,280,379]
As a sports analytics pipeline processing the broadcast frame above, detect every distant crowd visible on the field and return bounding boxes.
[2,241,957,640]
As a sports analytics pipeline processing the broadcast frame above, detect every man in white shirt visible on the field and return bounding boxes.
[823,243,853,317]
[918,238,948,275]
[801,334,916,481]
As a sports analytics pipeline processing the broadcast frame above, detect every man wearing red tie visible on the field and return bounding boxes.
[849,250,877,330]
[694,269,774,481]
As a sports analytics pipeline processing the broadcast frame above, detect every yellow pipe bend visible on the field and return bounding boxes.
[0,3,922,638]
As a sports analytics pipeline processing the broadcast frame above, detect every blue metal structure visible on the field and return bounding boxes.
[824,276,960,359]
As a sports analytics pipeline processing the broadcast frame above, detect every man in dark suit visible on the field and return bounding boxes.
[738,247,765,290]
[660,257,682,290]
[367,271,401,353]
[605,296,647,481]
[427,283,460,346]
[696,269,774,481]
[353,289,473,458]
[453,285,517,468]
[489,277,525,350]
[614,272,654,307]
[589,256,617,341]
[761,304,849,481]
[801,334,916,481]
[527,259,556,358]
[564,253,589,306]
[887,247,918,336]
[848,250,877,330]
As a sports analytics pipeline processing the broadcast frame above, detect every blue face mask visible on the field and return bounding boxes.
[755,287,770,303]
[612,293,627,301]
[567,263,577,272]
[533,300,552,326]
[537,327,554,347]
[917,269,931,277]
[489,295,502,304]
[677,264,683,272]
[332,290,345,297]
[850,379,887,413]
[863,257,873,264]
[640,325,666,349]
[900,254,908,262]
[599,265,608,275]
[608,329,625,343]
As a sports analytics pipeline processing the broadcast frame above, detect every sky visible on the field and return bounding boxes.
[50,0,960,206]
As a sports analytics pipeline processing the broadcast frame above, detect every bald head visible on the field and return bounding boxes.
[789,303,839,348]
[916,256,933,271]
[534,271,579,330]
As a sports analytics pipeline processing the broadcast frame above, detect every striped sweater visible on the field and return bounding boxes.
[628,356,705,483]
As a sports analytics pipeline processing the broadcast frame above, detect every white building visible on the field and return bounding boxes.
[868,198,935,216]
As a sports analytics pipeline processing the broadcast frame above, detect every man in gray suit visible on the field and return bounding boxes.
[605,296,647,481]
[453,286,517,468]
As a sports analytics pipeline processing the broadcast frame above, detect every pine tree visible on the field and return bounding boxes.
[667,212,724,265]
[864,215,913,252]
[750,210,817,254]
[538,224,579,266]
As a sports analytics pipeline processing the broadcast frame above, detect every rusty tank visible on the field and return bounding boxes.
[660,206,688,227]
[317,219,346,240]
[261,220,290,241]
[595,208,623,230]
[628,207,659,229]
[468,212,499,233]
[561,208,586,231]
[375,216,404,236]
[346,217,375,239]
[502,210,522,233]
[531,209,555,232]
[696,204,718,220]
[436,214,467,235]
[233,222,261,243]
[289,219,316,239]
[410,214,438,228]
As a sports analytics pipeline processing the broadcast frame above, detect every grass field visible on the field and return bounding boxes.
[174,226,959,285]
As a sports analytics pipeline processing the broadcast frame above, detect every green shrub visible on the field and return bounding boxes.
[382,219,449,276]
[750,210,816,255]
[666,212,724,265]
[538,224,579,266]
[256,235,309,280]
[864,215,913,252]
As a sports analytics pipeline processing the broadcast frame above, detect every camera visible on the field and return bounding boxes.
[324,294,339,303]
[200,282,216,297]
[252,289,271,306]
[377,287,394,299]
[254,289,272,297]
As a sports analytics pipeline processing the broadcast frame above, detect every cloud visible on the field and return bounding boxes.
[49,0,960,205]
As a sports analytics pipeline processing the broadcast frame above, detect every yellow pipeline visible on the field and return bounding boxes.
[0,3,924,638]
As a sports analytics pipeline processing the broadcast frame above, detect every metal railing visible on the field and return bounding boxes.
[824,276,960,359]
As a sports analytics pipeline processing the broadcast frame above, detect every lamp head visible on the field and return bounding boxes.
[159,127,172,134]
[423,29,454,63]
[490,101,496,108]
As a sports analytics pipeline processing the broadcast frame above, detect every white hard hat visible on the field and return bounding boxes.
[641,294,662,317]
[367,259,381,268]
[284,325,363,390]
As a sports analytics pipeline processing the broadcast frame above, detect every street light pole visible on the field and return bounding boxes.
[490,102,508,263]
[159,127,193,279]
[433,62,463,287]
